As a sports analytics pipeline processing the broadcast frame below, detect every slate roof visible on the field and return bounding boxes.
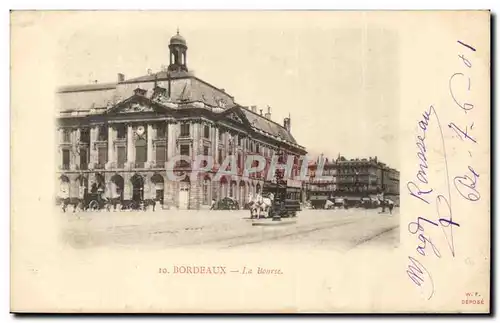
[121,70,190,83]
[240,108,297,144]
[56,73,301,148]
[56,87,117,112]
[57,82,117,93]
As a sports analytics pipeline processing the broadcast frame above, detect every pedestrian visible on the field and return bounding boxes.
[210,198,216,210]
[388,199,394,215]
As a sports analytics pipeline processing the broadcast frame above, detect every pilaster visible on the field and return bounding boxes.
[146,124,154,168]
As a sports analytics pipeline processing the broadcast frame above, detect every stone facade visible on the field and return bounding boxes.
[306,156,400,202]
[55,31,307,210]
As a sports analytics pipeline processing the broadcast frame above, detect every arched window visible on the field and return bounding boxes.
[110,174,124,200]
[151,173,164,203]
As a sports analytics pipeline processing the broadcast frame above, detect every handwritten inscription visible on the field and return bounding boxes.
[406,40,480,300]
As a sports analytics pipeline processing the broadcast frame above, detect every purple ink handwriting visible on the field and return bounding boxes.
[406,40,480,300]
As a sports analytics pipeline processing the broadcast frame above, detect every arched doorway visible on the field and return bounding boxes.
[178,175,190,210]
[110,174,124,200]
[239,181,246,205]
[151,173,164,204]
[230,180,237,199]
[202,175,211,205]
[220,176,228,198]
[91,173,106,194]
[58,175,70,199]
[256,183,261,195]
[130,173,144,203]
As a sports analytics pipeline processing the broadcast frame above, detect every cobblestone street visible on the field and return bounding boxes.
[61,208,400,251]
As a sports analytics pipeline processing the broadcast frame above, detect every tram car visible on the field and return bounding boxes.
[261,179,302,218]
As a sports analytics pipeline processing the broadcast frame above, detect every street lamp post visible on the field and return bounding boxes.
[381,166,386,213]
[273,143,283,221]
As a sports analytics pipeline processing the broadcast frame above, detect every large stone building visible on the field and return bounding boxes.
[56,31,307,210]
[306,155,399,207]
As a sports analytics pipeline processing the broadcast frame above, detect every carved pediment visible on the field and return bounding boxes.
[119,102,155,113]
[227,112,244,123]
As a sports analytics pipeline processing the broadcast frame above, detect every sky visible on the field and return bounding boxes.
[54,11,400,169]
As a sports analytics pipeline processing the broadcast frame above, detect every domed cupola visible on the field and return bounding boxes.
[168,28,188,73]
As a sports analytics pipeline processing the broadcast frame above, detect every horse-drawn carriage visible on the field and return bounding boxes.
[248,180,302,219]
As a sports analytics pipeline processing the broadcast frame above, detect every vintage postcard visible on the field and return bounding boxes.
[10,11,490,313]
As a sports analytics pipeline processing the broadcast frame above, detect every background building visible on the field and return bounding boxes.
[306,155,399,207]
[56,31,307,210]
[304,156,337,208]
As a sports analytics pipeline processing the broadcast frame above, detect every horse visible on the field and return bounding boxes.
[249,193,274,219]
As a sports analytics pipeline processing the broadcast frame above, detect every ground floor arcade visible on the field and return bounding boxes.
[57,171,265,210]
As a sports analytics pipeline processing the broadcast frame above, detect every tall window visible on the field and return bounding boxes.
[135,139,147,167]
[204,125,210,139]
[79,148,88,170]
[180,124,190,137]
[180,144,190,157]
[157,123,167,139]
[237,136,242,146]
[62,149,70,169]
[97,147,107,166]
[218,129,223,141]
[117,146,126,168]
[63,129,71,143]
[156,145,166,165]
[80,128,90,144]
[116,124,127,139]
[97,126,107,141]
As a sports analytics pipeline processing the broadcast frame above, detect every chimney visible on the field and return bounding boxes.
[264,106,271,119]
[134,87,147,96]
[251,105,257,113]
[283,117,291,132]
[152,86,167,99]
[117,73,125,82]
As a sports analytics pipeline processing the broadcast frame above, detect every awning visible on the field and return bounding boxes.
[337,196,361,201]
[310,196,328,200]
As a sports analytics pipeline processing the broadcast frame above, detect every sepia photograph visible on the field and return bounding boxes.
[55,18,400,251]
[10,10,490,313]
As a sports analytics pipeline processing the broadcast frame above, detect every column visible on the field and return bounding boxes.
[123,173,132,200]
[192,123,199,158]
[127,124,134,168]
[106,125,114,169]
[214,128,219,165]
[189,179,202,210]
[166,122,176,161]
[146,124,154,168]
[75,128,81,169]
[70,128,78,171]
[89,126,98,169]
[56,128,62,170]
